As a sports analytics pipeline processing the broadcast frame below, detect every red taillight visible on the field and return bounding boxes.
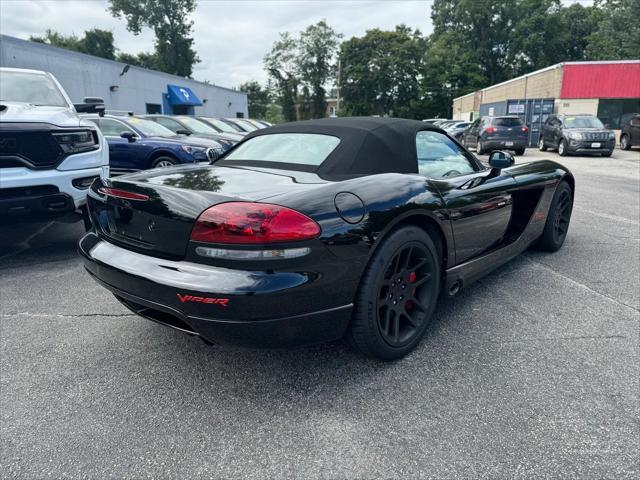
[191,202,320,244]
[522,126,529,132]
[97,187,149,201]
[485,126,497,134]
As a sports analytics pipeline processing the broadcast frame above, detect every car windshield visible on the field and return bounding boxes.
[564,116,605,129]
[494,117,523,126]
[177,116,219,134]
[127,117,176,137]
[0,70,68,107]
[201,117,239,133]
[223,133,340,166]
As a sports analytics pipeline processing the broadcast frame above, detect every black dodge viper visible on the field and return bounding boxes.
[80,117,574,360]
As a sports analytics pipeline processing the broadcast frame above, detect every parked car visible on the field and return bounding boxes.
[444,121,471,140]
[538,114,615,157]
[222,118,260,133]
[431,119,453,126]
[144,115,239,150]
[85,115,225,174]
[243,119,268,129]
[80,117,574,360]
[436,120,458,129]
[422,118,444,123]
[619,113,640,150]
[197,117,247,137]
[462,116,528,155]
[0,67,109,227]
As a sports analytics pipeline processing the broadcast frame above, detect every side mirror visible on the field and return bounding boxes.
[74,98,105,114]
[488,150,515,170]
[120,132,136,142]
[176,129,191,136]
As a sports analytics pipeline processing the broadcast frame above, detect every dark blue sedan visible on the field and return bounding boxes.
[85,115,225,174]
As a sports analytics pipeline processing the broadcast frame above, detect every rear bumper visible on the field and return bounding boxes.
[79,233,352,347]
[483,139,527,150]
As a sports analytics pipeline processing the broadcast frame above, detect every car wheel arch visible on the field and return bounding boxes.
[146,150,180,168]
[367,210,451,273]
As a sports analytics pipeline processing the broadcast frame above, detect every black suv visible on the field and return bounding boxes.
[461,116,528,155]
[539,114,615,157]
[620,113,640,150]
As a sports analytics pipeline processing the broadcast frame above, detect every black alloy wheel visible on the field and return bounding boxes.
[535,181,573,252]
[552,187,572,244]
[377,243,434,347]
[348,226,440,360]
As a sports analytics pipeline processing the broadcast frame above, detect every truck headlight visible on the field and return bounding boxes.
[53,129,99,154]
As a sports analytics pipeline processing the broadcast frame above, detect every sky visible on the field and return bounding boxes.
[0,0,593,89]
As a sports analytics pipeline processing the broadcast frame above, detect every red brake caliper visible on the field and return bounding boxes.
[406,272,417,311]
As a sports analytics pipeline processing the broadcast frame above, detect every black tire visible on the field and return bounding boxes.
[538,136,547,151]
[515,148,525,156]
[620,135,630,150]
[348,226,441,361]
[558,139,569,156]
[152,156,178,168]
[535,181,573,252]
[477,139,485,155]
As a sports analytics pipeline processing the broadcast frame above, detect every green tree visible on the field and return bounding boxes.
[586,0,640,59]
[239,81,271,119]
[116,51,159,70]
[30,29,116,60]
[339,26,427,118]
[109,0,199,77]
[264,32,300,122]
[298,20,342,118]
[82,29,117,59]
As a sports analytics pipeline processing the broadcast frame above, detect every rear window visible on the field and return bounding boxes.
[493,117,523,126]
[223,133,340,166]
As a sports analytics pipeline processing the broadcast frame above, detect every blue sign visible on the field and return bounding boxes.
[166,85,202,106]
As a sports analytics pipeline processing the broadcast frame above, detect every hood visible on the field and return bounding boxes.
[147,135,223,149]
[0,101,80,127]
[566,128,613,133]
[217,132,244,142]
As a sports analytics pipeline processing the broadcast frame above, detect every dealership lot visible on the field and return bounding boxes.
[1,149,639,478]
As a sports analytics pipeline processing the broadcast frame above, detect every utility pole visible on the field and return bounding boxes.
[336,58,341,116]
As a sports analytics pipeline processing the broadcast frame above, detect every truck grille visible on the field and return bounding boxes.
[582,132,608,141]
[0,123,64,169]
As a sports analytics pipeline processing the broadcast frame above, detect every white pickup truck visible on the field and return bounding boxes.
[0,67,109,227]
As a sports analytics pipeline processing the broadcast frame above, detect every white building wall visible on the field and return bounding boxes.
[0,35,248,118]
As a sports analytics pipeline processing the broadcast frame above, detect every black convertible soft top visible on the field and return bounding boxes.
[221,117,446,179]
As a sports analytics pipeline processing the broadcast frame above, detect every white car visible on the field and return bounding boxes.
[0,67,109,227]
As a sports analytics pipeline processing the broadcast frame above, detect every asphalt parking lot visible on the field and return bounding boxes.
[1,149,639,478]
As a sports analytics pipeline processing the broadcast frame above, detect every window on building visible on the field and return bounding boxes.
[146,103,162,114]
[597,99,640,129]
[236,112,245,118]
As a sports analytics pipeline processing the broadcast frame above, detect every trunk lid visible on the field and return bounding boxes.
[89,164,328,258]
